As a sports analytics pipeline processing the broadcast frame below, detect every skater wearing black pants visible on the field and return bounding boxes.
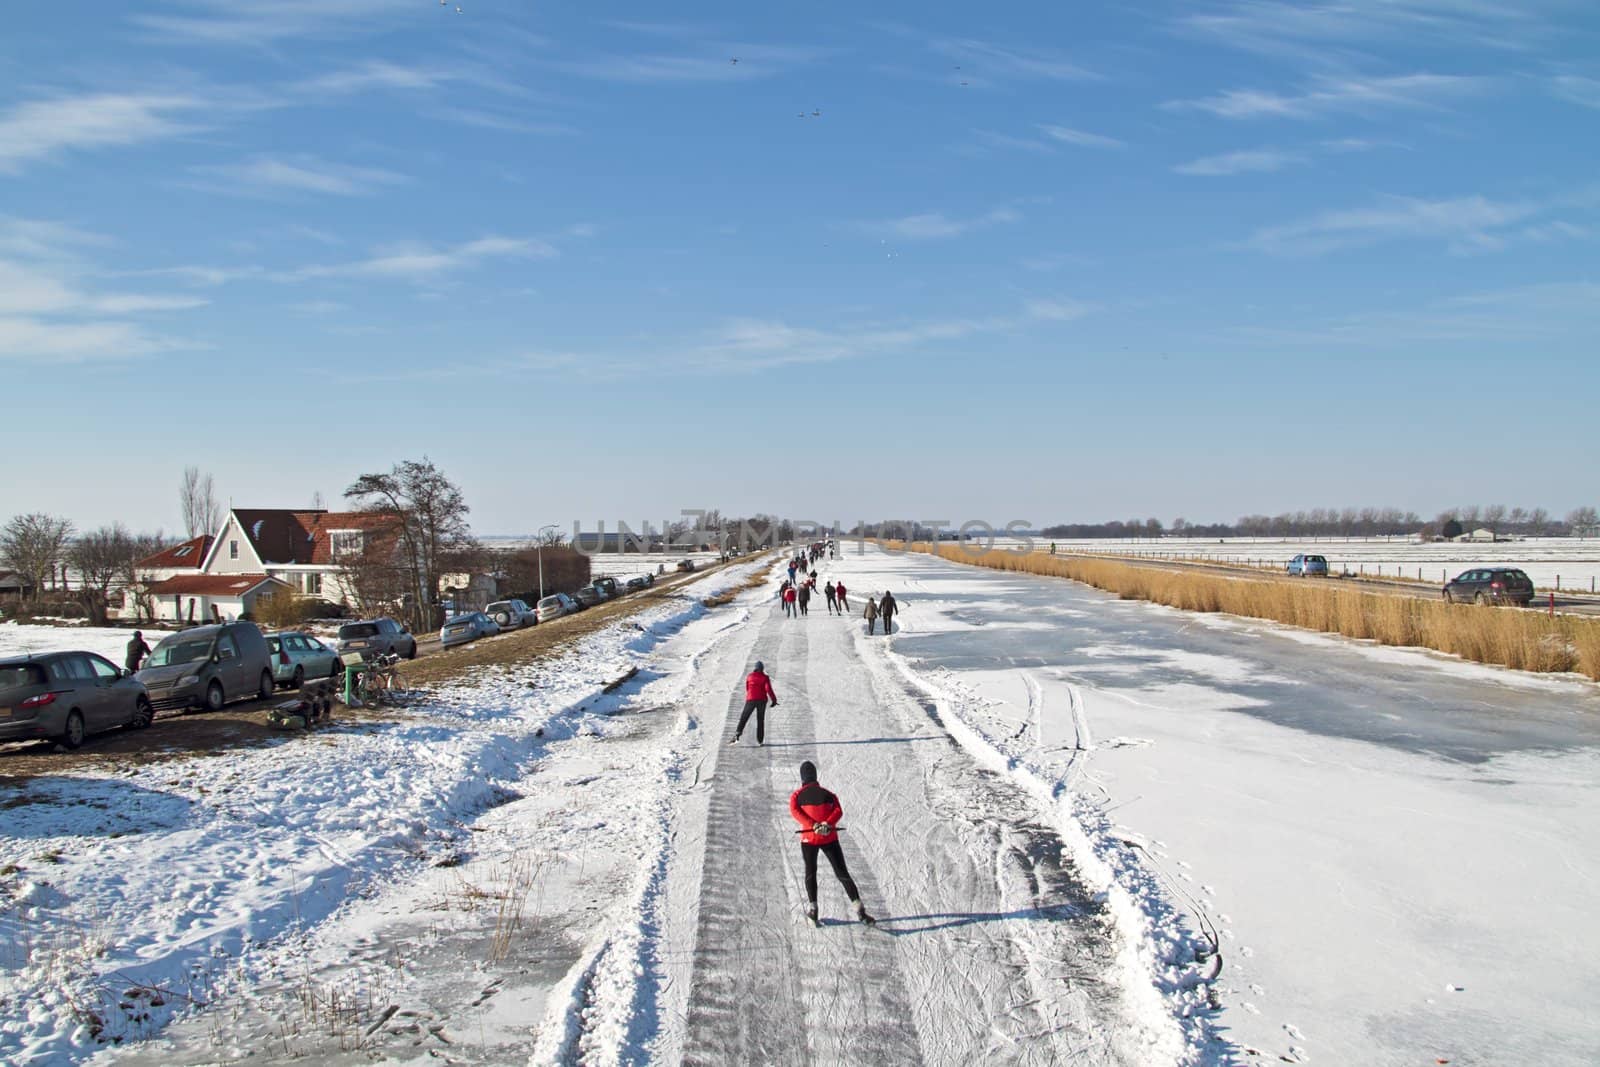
[835,581,848,612]
[797,583,811,616]
[878,591,898,635]
[789,761,874,925]
[731,661,778,745]
[824,583,838,614]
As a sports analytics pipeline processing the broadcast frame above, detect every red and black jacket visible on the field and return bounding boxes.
[745,670,777,703]
[790,783,844,845]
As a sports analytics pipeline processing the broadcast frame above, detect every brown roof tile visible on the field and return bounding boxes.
[227,509,402,566]
[136,535,214,571]
[146,573,287,597]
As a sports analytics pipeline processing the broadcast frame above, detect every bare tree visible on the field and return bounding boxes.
[1568,506,1600,538]
[537,526,569,547]
[180,467,221,539]
[345,457,474,630]
[67,525,144,626]
[120,530,171,623]
[1,513,75,602]
[310,490,327,510]
[1528,507,1551,536]
[1483,504,1507,534]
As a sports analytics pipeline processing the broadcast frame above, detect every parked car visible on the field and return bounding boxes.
[625,575,651,592]
[676,559,696,572]
[1443,568,1535,606]
[1287,554,1329,577]
[337,617,417,661]
[266,631,341,688]
[572,586,604,608]
[536,593,579,621]
[440,612,500,648]
[487,599,537,630]
[592,577,620,599]
[138,622,274,713]
[0,651,154,749]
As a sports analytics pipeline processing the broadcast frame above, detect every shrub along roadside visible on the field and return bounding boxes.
[913,543,1600,682]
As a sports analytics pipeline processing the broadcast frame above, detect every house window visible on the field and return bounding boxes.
[304,573,322,595]
[229,540,239,560]
[330,531,365,559]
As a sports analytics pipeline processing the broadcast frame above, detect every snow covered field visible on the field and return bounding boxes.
[981,536,1600,591]
[839,548,1600,1065]
[0,563,768,1065]
[0,623,178,664]
[9,546,1597,1065]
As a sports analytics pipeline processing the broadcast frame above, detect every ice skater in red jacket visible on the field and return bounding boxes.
[834,581,848,612]
[731,661,778,745]
[789,760,875,926]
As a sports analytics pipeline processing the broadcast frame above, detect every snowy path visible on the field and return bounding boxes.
[666,587,1180,1066]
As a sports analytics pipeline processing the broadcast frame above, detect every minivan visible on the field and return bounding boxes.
[0,651,154,749]
[137,622,274,713]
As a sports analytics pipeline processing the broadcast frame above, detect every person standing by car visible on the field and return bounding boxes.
[878,591,899,635]
[731,660,779,745]
[124,631,151,673]
[789,760,875,926]
[863,595,880,635]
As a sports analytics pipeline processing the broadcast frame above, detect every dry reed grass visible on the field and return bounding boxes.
[915,543,1600,681]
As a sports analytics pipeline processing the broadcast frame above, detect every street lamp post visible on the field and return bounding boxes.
[537,523,559,602]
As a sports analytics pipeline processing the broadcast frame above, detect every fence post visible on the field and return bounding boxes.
[1557,575,1561,590]
[1550,592,1556,617]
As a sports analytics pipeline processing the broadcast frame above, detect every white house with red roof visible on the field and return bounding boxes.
[200,507,406,607]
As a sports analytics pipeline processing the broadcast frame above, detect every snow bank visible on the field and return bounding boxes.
[0,560,768,1065]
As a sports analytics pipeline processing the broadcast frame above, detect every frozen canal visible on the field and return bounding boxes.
[838,548,1600,1066]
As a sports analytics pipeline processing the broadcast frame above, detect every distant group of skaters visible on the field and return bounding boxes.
[731,659,876,927]
[721,545,907,927]
[778,553,901,635]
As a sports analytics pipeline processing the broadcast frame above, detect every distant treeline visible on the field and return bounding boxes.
[1037,505,1600,540]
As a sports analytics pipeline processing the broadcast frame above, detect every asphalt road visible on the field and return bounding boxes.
[1050,552,1600,617]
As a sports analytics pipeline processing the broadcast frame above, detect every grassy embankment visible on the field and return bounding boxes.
[915,543,1600,682]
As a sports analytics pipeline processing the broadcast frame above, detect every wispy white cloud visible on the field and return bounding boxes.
[1551,74,1600,110]
[422,106,575,136]
[1039,124,1126,149]
[0,232,205,361]
[281,235,555,283]
[926,37,1099,82]
[1175,148,1305,176]
[129,0,416,47]
[0,258,206,317]
[0,316,188,361]
[188,154,409,197]
[1245,193,1560,254]
[553,43,829,83]
[1167,73,1489,119]
[860,207,1022,241]
[1173,1,1558,65]
[297,60,453,95]
[0,93,201,173]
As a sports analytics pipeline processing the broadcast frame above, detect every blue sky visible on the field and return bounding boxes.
[2,1,1597,535]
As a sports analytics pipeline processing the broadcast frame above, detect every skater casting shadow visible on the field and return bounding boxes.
[872,904,1083,936]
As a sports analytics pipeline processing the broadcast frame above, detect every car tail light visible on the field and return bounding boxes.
[1491,581,1503,589]
[20,692,56,709]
